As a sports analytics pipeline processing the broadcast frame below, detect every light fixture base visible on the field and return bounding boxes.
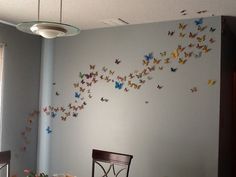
[16,21,80,39]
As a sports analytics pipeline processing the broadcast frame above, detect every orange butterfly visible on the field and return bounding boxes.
[142,60,149,66]
[153,58,161,64]
[178,58,187,64]
[171,49,179,59]
[202,45,211,53]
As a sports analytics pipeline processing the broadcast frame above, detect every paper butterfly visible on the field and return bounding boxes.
[197,35,206,42]
[145,101,149,104]
[89,65,95,70]
[51,112,57,118]
[101,97,109,102]
[157,85,163,89]
[195,18,203,26]
[179,32,186,38]
[55,92,60,96]
[198,25,207,32]
[180,10,186,13]
[160,51,167,57]
[115,81,123,90]
[46,126,52,134]
[75,92,81,99]
[194,51,202,58]
[210,27,216,32]
[153,58,161,64]
[209,38,215,43]
[171,49,179,59]
[171,67,178,72]
[190,87,197,92]
[144,52,154,62]
[115,58,121,64]
[102,66,108,72]
[208,80,216,86]
[202,45,211,53]
[188,43,195,48]
[129,73,134,79]
[177,45,186,52]
[61,116,67,121]
[143,60,149,66]
[124,88,129,92]
[168,31,175,36]
[178,58,187,64]
[197,10,207,14]
[79,72,84,79]
[73,112,78,117]
[189,32,198,38]
[179,23,187,30]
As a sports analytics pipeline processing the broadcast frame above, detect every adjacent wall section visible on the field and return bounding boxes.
[0,23,41,176]
[50,17,221,177]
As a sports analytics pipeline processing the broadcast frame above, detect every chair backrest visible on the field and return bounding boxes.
[92,149,133,177]
[0,151,11,177]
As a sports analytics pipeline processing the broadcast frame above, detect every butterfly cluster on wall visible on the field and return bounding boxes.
[18,18,217,160]
[42,18,217,123]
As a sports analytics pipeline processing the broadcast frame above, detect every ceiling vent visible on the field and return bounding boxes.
[101,18,129,26]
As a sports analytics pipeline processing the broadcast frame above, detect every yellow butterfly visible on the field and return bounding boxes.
[208,80,216,86]
[178,58,187,64]
[171,49,179,59]
[142,60,149,66]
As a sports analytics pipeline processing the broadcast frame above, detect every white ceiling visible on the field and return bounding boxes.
[0,0,235,30]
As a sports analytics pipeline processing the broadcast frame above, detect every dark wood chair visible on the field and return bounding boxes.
[92,149,133,177]
[0,151,11,177]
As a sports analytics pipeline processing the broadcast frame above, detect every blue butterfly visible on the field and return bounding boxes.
[46,126,52,134]
[115,81,123,90]
[75,92,80,99]
[195,18,203,26]
[144,52,153,62]
[51,112,57,118]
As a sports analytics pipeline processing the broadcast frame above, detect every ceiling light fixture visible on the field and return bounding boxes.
[16,0,80,39]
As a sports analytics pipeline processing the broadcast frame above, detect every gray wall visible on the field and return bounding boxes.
[0,23,41,176]
[50,17,221,177]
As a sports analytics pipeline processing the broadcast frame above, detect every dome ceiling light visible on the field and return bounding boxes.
[16,0,80,39]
